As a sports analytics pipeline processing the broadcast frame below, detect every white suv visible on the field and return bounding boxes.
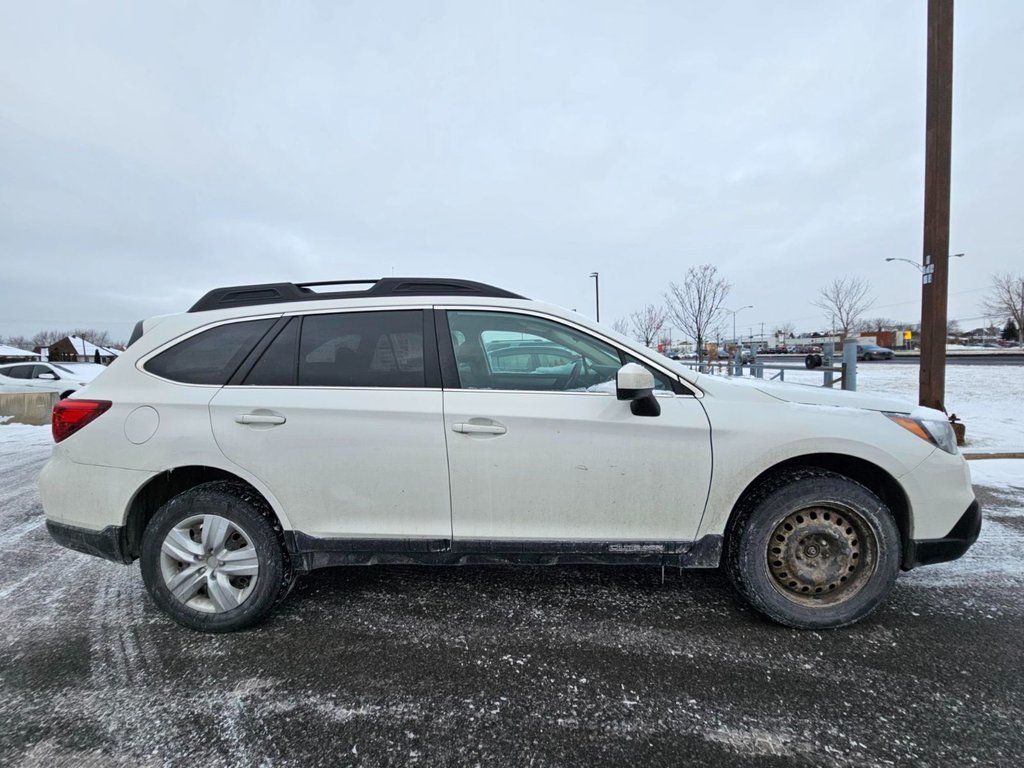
[40,278,980,632]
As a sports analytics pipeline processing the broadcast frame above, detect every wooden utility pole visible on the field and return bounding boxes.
[919,0,955,411]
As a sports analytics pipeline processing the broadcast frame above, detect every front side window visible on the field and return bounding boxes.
[32,365,59,379]
[145,319,275,385]
[447,311,673,392]
[297,311,425,388]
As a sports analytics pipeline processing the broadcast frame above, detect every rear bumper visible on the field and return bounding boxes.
[46,520,132,565]
[903,499,981,569]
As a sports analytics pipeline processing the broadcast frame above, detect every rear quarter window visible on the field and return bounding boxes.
[145,319,275,385]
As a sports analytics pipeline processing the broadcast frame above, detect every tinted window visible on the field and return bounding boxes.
[243,319,299,386]
[146,319,275,385]
[298,311,425,388]
[2,365,34,380]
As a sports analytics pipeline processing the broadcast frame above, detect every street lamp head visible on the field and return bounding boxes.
[589,272,599,278]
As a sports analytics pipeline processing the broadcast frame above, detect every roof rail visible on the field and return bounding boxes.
[187,277,527,313]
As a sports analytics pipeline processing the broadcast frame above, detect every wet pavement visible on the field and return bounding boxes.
[2,431,1022,767]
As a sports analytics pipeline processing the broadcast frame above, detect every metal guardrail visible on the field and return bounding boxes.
[684,341,859,391]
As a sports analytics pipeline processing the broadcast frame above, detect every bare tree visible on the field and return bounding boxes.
[775,322,796,341]
[610,318,631,337]
[982,273,1024,349]
[28,328,112,350]
[31,330,65,348]
[861,317,895,333]
[665,264,731,365]
[2,335,34,351]
[628,304,667,348]
[812,277,874,342]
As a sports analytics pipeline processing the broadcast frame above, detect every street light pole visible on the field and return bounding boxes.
[886,253,964,357]
[726,305,753,344]
[885,254,963,272]
[589,272,600,322]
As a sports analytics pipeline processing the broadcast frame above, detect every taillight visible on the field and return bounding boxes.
[52,400,111,443]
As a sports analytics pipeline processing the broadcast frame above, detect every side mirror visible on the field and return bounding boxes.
[616,363,661,417]
[37,372,58,380]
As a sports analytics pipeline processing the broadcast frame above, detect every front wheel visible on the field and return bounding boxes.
[726,469,901,629]
[140,481,290,632]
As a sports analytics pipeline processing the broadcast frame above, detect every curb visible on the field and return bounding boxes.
[964,453,1024,461]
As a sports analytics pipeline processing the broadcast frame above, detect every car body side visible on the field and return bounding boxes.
[39,295,975,573]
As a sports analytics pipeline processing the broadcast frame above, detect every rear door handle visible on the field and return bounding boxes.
[235,413,286,425]
[452,421,506,435]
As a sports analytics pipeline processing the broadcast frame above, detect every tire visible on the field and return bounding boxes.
[726,469,901,629]
[140,481,292,633]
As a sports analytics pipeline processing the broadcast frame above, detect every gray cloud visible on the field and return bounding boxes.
[1,1,1021,341]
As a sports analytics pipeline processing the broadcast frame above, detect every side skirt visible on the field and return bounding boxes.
[285,532,723,572]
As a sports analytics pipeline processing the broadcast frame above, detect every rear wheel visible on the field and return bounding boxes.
[140,481,290,632]
[726,469,901,629]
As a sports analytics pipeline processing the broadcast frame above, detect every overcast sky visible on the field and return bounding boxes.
[1,1,1022,343]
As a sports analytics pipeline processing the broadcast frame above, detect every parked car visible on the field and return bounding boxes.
[856,343,895,361]
[0,361,107,399]
[40,277,979,633]
[483,341,579,375]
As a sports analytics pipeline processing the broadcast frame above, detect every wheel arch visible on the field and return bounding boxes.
[123,466,285,561]
[723,453,912,567]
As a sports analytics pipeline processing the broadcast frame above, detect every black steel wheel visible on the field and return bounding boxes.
[727,469,901,629]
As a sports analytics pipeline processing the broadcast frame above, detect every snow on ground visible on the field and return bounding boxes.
[0,423,52,447]
[970,459,1024,491]
[1,408,1023,765]
[729,363,1024,451]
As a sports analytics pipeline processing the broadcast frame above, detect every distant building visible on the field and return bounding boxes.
[46,336,122,365]
[0,344,40,364]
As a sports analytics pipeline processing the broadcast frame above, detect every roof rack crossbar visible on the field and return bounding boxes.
[187,277,526,313]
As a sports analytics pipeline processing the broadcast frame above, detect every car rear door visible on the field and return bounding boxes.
[209,309,452,541]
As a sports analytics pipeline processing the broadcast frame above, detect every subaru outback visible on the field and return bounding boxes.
[40,278,980,632]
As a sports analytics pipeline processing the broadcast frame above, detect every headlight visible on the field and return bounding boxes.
[885,412,958,454]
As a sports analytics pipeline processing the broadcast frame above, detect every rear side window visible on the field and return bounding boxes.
[298,311,424,388]
[145,319,275,385]
[2,365,34,379]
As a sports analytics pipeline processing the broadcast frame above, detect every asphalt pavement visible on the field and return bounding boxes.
[2,435,1023,767]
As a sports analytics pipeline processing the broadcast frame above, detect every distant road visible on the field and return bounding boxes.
[886,354,1024,366]
[761,353,1024,367]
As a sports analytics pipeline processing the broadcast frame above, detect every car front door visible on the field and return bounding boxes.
[209,309,452,541]
[440,309,712,546]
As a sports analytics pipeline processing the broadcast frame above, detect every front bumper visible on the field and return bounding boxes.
[903,499,982,569]
[46,520,132,565]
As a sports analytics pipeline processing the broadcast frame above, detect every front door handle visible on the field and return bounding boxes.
[452,421,506,435]
[235,413,286,425]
